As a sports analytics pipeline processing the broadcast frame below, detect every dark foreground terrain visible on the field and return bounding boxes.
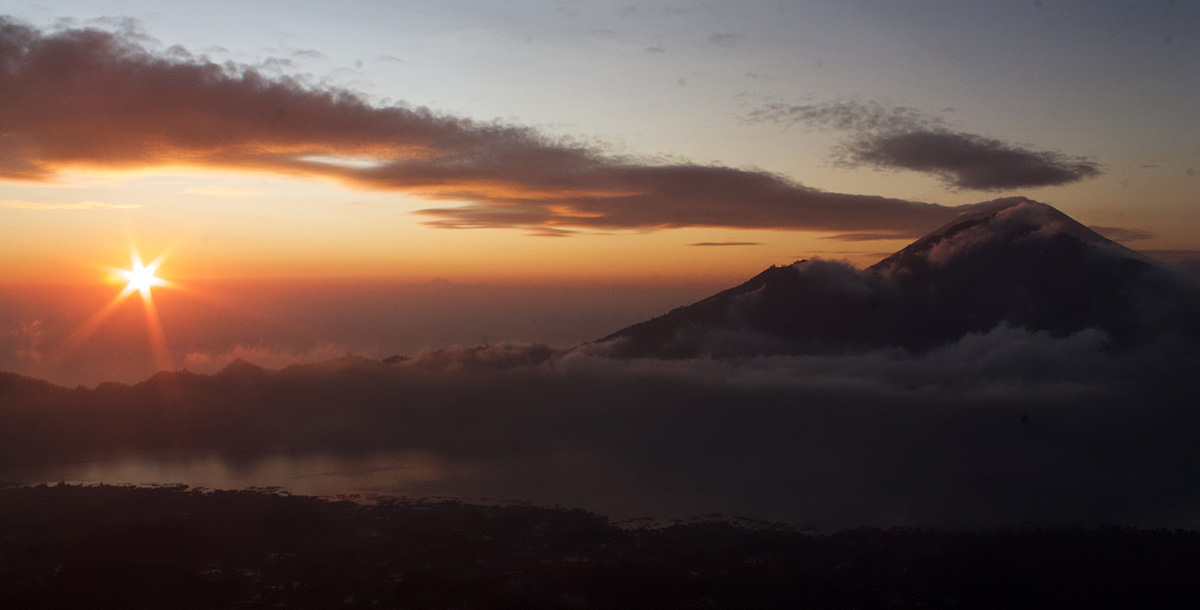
[2,485,1199,609]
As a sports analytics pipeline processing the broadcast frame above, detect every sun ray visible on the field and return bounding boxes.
[52,290,138,365]
[53,246,179,375]
[120,248,174,373]
[139,286,173,374]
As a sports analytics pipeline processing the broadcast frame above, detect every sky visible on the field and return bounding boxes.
[2,1,1200,530]
[1,0,1198,385]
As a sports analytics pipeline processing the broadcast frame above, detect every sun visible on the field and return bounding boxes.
[118,252,167,297]
[61,248,177,370]
[51,245,184,377]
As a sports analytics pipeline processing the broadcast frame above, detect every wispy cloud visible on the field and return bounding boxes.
[707,33,744,47]
[1090,226,1153,243]
[0,18,976,237]
[687,241,762,247]
[0,199,138,210]
[183,343,352,373]
[749,100,945,133]
[820,232,909,242]
[748,100,1102,190]
[183,186,268,197]
[290,48,326,61]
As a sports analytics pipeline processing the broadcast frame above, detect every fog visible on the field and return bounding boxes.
[4,331,1198,530]
[0,280,724,386]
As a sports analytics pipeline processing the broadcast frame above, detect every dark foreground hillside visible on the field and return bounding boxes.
[2,485,1199,609]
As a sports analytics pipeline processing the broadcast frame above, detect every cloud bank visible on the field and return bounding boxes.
[0,17,970,237]
[749,101,1101,190]
[1,335,1198,530]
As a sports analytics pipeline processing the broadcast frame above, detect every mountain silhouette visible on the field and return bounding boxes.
[597,197,1200,358]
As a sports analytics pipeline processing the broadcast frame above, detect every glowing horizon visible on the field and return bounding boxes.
[1,3,1196,386]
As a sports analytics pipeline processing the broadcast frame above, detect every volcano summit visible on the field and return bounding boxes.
[598,198,1200,359]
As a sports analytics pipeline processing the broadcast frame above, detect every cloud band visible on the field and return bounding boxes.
[0,18,973,237]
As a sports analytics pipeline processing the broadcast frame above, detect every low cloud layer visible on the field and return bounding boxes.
[749,101,1101,190]
[182,343,353,374]
[0,18,970,236]
[2,335,1198,530]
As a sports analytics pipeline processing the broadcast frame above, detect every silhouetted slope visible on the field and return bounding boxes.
[3,484,1200,610]
[595,264,810,358]
[598,198,1200,357]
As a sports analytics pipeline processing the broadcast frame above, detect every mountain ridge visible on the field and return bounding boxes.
[597,198,1200,358]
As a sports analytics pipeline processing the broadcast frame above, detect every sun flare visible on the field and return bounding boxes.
[118,253,167,296]
[54,247,179,375]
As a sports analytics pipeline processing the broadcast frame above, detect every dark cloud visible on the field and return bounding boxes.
[407,162,976,236]
[686,241,762,247]
[839,131,1103,190]
[1091,225,1154,243]
[643,46,665,54]
[0,17,972,236]
[748,100,944,133]
[820,232,909,242]
[707,33,744,47]
[748,101,1102,190]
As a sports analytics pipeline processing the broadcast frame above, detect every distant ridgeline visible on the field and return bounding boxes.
[597,198,1200,358]
[2,484,1200,610]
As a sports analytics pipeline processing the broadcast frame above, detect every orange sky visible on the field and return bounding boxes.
[2,13,1196,289]
[1,9,1197,386]
[1,165,907,287]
